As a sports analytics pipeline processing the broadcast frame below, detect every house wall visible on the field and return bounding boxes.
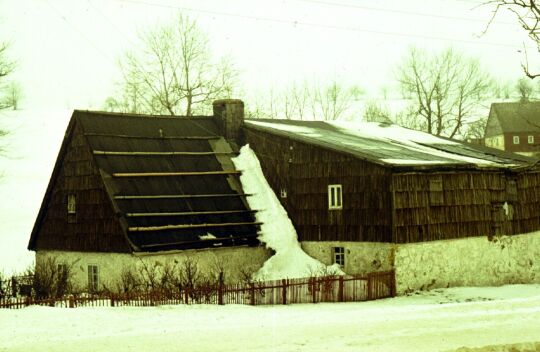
[33,120,130,252]
[36,246,272,292]
[484,135,505,151]
[244,127,394,243]
[391,170,540,243]
[301,241,395,275]
[394,231,540,294]
[504,133,540,154]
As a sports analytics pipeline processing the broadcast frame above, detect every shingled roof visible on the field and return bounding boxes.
[485,102,540,137]
[29,110,260,253]
[245,119,534,170]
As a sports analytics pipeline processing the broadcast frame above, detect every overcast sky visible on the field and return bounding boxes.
[1,0,536,110]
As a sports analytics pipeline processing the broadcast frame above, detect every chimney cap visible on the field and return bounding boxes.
[213,99,244,106]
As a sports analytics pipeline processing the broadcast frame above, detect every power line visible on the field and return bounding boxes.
[112,0,530,50]
[294,0,513,26]
[43,0,117,65]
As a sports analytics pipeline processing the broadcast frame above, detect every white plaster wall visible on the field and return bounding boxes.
[36,246,272,292]
[301,241,395,275]
[395,232,540,294]
[485,135,505,150]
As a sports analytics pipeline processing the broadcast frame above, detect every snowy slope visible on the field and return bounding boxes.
[0,109,73,273]
[1,284,539,352]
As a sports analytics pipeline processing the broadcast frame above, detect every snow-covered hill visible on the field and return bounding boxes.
[0,108,73,273]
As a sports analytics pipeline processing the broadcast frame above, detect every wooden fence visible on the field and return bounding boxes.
[0,271,395,309]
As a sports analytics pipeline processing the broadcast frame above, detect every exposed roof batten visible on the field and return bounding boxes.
[112,171,241,177]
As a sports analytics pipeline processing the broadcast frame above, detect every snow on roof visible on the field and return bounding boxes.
[245,119,532,169]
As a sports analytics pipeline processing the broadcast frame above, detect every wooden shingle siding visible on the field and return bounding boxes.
[392,171,540,243]
[35,122,131,252]
[245,128,393,243]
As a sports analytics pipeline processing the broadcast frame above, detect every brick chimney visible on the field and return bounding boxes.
[213,99,244,143]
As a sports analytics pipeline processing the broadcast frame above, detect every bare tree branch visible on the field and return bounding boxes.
[397,47,491,138]
[110,15,237,116]
[485,0,540,78]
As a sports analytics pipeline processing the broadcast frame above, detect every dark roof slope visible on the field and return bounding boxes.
[487,102,540,135]
[245,119,534,170]
[31,110,260,253]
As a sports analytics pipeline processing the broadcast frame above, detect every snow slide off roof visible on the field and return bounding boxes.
[245,119,534,169]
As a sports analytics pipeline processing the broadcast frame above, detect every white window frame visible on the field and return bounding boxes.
[328,184,342,210]
[88,265,99,293]
[528,135,534,144]
[280,189,287,198]
[333,247,345,267]
[513,136,520,144]
[67,194,76,214]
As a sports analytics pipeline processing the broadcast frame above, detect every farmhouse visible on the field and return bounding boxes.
[484,102,540,157]
[28,98,540,294]
[243,118,540,293]
[28,100,271,292]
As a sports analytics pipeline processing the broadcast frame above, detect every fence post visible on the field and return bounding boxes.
[111,294,115,307]
[282,279,287,305]
[390,270,397,297]
[367,273,373,301]
[338,276,344,302]
[311,278,317,304]
[69,297,74,308]
[218,273,224,305]
[249,283,255,306]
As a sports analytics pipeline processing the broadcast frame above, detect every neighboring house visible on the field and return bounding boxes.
[28,100,271,292]
[485,102,540,157]
[243,119,540,293]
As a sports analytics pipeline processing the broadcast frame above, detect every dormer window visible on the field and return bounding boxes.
[528,135,534,144]
[67,194,76,214]
[513,136,520,144]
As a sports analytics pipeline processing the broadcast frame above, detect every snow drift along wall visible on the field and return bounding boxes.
[232,145,342,280]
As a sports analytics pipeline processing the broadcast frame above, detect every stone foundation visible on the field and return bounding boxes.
[36,246,272,292]
[36,232,540,295]
[300,241,395,275]
[394,232,540,294]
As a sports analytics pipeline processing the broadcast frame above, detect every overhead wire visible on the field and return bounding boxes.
[111,0,531,50]
[294,0,513,25]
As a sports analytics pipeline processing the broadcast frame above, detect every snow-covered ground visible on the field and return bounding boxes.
[1,284,540,352]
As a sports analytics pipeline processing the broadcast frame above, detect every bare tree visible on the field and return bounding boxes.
[486,1,540,78]
[2,81,22,110]
[114,15,237,116]
[516,76,534,101]
[363,100,392,123]
[396,47,491,138]
[248,80,357,121]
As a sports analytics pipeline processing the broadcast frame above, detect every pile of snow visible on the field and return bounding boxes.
[232,145,343,280]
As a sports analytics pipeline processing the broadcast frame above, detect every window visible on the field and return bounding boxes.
[333,247,345,267]
[280,189,287,198]
[429,176,444,206]
[67,194,76,214]
[88,265,99,293]
[529,135,534,144]
[513,136,520,144]
[506,178,518,202]
[328,184,342,210]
